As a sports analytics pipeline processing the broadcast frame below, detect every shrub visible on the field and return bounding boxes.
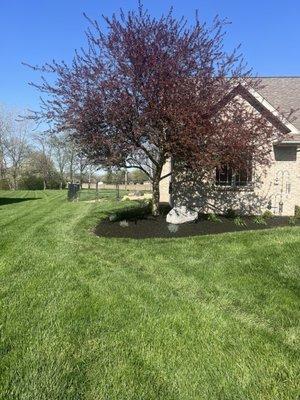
[225,208,237,219]
[47,172,66,189]
[288,216,296,226]
[0,178,10,190]
[262,210,274,219]
[109,203,151,222]
[253,216,267,225]
[207,213,222,223]
[19,172,66,190]
[19,174,44,190]
[234,216,247,227]
[294,205,300,219]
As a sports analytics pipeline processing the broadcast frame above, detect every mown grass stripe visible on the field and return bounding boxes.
[0,190,299,400]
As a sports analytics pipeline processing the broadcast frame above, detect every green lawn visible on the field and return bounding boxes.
[0,190,299,400]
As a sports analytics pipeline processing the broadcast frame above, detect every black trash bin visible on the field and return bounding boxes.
[68,183,80,201]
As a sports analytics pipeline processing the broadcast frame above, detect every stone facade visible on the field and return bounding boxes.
[159,145,300,216]
[159,77,300,216]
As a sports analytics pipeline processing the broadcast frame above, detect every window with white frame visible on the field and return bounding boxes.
[216,165,252,187]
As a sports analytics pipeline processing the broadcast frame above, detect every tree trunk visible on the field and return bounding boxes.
[88,168,91,190]
[43,179,47,190]
[124,170,128,191]
[69,154,74,183]
[59,170,64,189]
[152,178,160,216]
[0,164,3,190]
[151,161,165,216]
[0,156,4,190]
[13,171,18,190]
[96,181,99,201]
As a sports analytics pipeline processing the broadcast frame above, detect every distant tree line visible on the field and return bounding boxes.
[100,168,149,185]
[0,105,149,191]
[0,105,99,190]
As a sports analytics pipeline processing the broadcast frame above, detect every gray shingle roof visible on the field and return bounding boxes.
[255,77,300,132]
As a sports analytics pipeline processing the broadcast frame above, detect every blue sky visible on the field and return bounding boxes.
[0,0,299,112]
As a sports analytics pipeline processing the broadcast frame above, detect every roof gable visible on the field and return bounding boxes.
[213,83,299,136]
[255,77,300,131]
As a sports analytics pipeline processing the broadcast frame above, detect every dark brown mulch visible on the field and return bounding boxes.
[94,214,300,239]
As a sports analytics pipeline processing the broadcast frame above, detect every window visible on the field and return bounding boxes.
[216,165,232,186]
[274,146,297,162]
[216,165,252,187]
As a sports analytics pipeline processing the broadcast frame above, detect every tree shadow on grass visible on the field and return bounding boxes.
[0,197,41,206]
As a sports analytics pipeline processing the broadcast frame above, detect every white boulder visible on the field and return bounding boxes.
[119,220,129,227]
[166,206,198,224]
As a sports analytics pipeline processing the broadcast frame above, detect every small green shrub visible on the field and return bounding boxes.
[144,197,153,208]
[110,203,151,222]
[234,216,247,227]
[47,172,66,189]
[19,172,66,190]
[0,178,10,190]
[253,216,267,225]
[288,216,296,226]
[262,210,274,219]
[207,213,222,223]
[225,208,237,219]
[294,205,300,219]
[19,174,44,190]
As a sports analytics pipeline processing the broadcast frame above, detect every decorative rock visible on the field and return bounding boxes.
[166,206,198,224]
[109,213,118,222]
[167,224,179,234]
[119,220,129,227]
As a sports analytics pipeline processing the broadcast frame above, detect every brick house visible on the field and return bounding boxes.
[159,77,300,216]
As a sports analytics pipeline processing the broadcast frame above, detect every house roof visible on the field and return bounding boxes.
[215,83,296,135]
[221,77,300,143]
[255,77,300,139]
[209,76,300,143]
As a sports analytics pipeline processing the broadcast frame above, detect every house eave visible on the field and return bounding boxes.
[276,141,300,145]
[247,87,299,134]
[212,83,298,135]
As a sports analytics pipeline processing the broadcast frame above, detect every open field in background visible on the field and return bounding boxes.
[78,188,151,202]
[0,190,299,399]
[78,188,129,202]
[81,183,152,191]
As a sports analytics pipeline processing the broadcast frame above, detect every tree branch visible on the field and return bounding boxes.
[159,171,172,181]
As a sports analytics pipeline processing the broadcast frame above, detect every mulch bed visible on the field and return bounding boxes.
[94,214,300,239]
